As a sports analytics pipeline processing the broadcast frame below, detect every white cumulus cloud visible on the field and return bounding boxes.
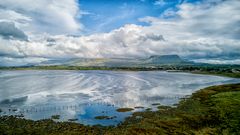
[0,0,240,66]
[0,0,82,35]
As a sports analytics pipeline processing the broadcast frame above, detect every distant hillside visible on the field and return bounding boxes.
[37,55,192,67]
[146,55,185,64]
[64,58,143,67]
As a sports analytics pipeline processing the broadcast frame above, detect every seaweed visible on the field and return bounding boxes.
[94,116,117,120]
[116,108,134,112]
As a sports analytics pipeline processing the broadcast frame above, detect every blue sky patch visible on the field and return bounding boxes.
[79,0,201,34]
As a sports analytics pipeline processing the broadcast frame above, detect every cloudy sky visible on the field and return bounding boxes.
[0,0,239,66]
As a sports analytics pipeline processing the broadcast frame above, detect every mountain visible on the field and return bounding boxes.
[146,55,185,64]
[37,55,192,67]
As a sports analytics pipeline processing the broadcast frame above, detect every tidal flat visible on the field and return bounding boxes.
[1,83,240,134]
[0,70,239,126]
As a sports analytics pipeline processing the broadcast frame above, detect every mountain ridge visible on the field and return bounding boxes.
[36,54,192,67]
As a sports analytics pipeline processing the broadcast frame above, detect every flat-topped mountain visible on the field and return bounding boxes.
[146,55,185,64]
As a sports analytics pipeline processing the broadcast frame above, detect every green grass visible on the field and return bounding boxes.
[106,83,240,134]
[210,91,240,133]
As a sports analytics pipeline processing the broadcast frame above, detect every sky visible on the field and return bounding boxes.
[0,0,239,66]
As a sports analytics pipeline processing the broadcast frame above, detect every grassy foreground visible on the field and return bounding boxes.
[1,83,240,134]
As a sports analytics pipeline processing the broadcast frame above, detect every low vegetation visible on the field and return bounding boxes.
[68,118,78,122]
[134,106,144,109]
[151,103,161,106]
[51,115,60,120]
[116,108,134,112]
[95,116,117,120]
[1,64,239,78]
[1,83,240,134]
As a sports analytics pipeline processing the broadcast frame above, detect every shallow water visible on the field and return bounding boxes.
[0,70,239,125]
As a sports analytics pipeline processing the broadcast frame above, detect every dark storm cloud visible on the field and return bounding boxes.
[0,22,28,41]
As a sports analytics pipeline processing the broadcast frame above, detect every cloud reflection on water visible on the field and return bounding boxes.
[0,70,239,125]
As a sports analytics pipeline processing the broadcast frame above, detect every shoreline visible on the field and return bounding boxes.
[0,64,239,79]
[0,69,240,78]
[1,83,240,134]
